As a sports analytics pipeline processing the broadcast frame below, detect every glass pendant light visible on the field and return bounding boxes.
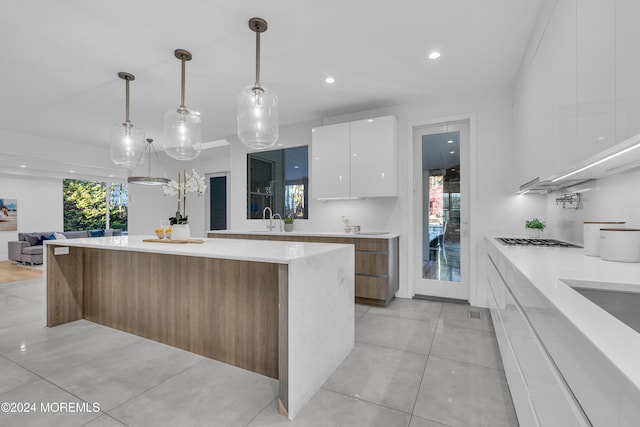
[110,72,146,169]
[237,17,279,149]
[128,139,170,185]
[163,49,201,161]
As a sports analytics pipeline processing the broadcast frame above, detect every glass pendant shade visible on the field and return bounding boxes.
[110,123,146,168]
[237,17,279,149]
[163,107,202,160]
[163,49,201,161]
[237,85,279,149]
[110,72,146,169]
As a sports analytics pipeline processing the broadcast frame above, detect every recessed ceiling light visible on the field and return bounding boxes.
[20,164,27,168]
[450,151,455,154]
[447,140,453,144]
[69,170,75,173]
[109,174,114,178]
[325,77,335,84]
[428,51,441,60]
[367,119,374,123]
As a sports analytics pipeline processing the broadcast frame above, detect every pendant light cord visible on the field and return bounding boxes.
[255,28,261,89]
[146,139,168,179]
[180,55,186,109]
[124,77,131,125]
[147,142,152,176]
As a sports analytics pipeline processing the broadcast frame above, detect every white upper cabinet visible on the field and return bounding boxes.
[552,0,577,172]
[513,0,575,187]
[350,116,397,198]
[311,115,398,199]
[615,0,640,144]
[576,0,615,160]
[311,122,350,199]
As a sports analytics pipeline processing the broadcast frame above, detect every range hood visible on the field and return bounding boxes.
[518,177,593,194]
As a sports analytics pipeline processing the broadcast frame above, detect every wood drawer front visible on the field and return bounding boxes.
[355,275,389,300]
[353,239,389,252]
[307,237,388,252]
[355,253,389,276]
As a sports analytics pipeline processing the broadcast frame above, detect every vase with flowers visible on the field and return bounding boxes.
[162,169,206,240]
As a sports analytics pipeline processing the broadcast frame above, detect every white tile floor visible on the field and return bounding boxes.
[0,278,517,427]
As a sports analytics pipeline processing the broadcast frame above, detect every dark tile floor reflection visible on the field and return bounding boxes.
[0,279,517,427]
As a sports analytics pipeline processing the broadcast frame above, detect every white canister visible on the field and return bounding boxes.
[583,222,625,256]
[600,229,640,263]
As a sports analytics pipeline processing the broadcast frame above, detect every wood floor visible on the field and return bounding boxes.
[0,260,43,284]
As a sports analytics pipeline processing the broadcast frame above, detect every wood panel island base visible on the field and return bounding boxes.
[45,236,354,420]
[208,231,400,306]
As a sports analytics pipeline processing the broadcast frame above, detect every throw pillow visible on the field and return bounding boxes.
[88,229,104,237]
[53,232,67,240]
[24,233,41,246]
[40,234,56,243]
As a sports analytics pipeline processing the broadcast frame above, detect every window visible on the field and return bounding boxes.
[247,146,309,219]
[63,179,128,232]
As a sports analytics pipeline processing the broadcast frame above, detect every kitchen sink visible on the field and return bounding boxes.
[357,231,389,235]
[563,279,640,334]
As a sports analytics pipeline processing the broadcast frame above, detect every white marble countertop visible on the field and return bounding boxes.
[45,235,352,265]
[207,229,400,239]
[487,236,640,390]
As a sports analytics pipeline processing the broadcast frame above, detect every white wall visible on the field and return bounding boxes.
[0,175,63,260]
[128,145,232,237]
[543,167,640,245]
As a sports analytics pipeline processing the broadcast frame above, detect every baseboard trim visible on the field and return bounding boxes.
[413,294,468,305]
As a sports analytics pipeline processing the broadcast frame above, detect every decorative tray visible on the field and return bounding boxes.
[142,239,205,244]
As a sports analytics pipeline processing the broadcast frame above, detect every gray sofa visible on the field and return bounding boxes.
[8,229,123,265]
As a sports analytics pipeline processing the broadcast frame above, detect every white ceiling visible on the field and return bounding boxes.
[0,0,542,150]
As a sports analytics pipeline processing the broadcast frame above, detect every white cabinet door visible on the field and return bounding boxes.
[506,288,587,427]
[514,15,555,186]
[576,0,615,161]
[487,257,540,427]
[350,116,398,198]
[514,0,577,184]
[311,122,350,199]
[616,0,640,143]
[551,0,578,171]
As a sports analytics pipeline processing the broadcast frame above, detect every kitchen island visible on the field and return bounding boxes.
[208,230,399,306]
[44,235,354,420]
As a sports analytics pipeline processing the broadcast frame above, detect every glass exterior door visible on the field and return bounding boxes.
[414,121,469,300]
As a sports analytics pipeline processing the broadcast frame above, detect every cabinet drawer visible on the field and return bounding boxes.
[353,239,389,252]
[355,253,389,276]
[305,237,389,252]
[355,275,389,300]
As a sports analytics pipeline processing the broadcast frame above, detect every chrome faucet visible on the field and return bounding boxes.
[263,207,275,231]
[272,213,282,232]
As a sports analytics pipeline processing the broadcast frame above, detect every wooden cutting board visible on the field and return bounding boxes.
[142,239,205,244]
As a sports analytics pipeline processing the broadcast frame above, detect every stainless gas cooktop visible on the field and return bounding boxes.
[496,237,581,248]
